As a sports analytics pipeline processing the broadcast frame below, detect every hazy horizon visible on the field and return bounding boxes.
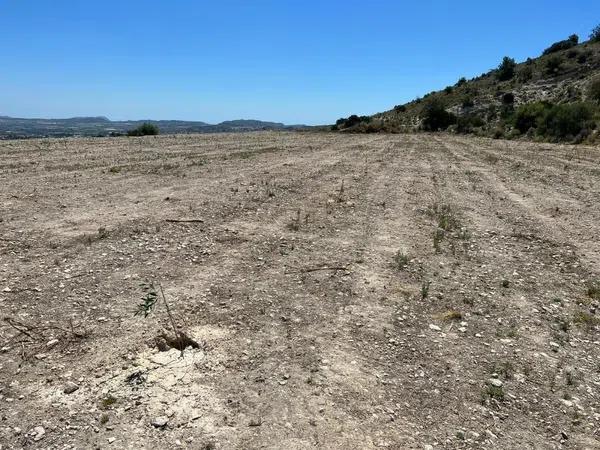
[2,0,599,125]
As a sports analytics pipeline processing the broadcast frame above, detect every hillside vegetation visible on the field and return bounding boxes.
[335,25,600,143]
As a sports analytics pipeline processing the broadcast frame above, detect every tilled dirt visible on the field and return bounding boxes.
[1,132,599,449]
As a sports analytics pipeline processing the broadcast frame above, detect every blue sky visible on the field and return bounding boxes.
[1,1,599,124]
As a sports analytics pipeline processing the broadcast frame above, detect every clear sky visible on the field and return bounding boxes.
[1,1,599,125]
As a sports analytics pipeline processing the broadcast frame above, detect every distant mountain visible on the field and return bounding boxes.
[0,116,303,139]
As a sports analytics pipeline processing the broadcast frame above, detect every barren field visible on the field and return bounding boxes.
[1,132,600,449]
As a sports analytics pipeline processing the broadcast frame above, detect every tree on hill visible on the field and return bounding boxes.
[590,24,600,42]
[421,99,456,131]
[496,57,516,81]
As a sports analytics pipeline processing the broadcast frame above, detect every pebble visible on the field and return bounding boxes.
[151,416,169,428]
[108,437,116,444]
[30,426,45,441]
[63,382,80,394]
[429,324,441,331]
[47,339,59,348]
[488,378,503,387]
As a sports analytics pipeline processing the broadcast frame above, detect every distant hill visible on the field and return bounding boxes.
[0,116,304,139]
[335,27,600,143]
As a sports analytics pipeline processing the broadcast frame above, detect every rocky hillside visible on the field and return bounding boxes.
[335,27,600,143]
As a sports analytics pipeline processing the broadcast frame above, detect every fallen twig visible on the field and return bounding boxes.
[286,266,349,274]
[165,219,204,223]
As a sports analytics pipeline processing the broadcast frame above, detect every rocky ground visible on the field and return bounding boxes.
[1,132,599,449]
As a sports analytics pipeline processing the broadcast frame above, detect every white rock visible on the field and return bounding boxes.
[151,416,169,428]
[31,426,45,441]
[46,339,59,348]
[488,378,503,387]
[429,324,441,331]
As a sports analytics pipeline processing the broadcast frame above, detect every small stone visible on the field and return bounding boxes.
[108,437,116,444]
[3,287,11,292]
[63,381,79,394]
[47,339,59,348]
[488,378,503,387]
[248,417,262,427]
[31,426,45,441]
[151,416,169,428]
[429,324,441,331]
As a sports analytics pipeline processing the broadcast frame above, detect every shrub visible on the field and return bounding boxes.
[497,57,516,81]
[502,92,515,105]
[461,96,474,108]
[542,34,579,55]
[456,114,485,134]
[513,102,551,134]
[421,99,456,131]
[588,77,600,103]
[335,115,371,129]
[517,66,533,82]
[590,24,600,42]
[394,104,406,112]
[456,77,467,87]
[514,102,595,139]
[539,103,594,139]
[444,86,454,94]
[545,55,564,75]
[578,51,591,64]
[127,123,159,136]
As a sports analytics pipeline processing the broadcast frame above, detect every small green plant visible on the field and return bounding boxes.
[482,384,505,402]
[573,311,600,329]
[135,282,184,355]
[393,250,410,270]
[287,209,301,231]
[491,361,514,380]
[437,310,462,321]
[421,281,431,299]
[588,281,600,299]
[100,395,118,409]
[433,229,444,253]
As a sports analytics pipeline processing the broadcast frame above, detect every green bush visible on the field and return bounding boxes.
[127,123,159,136]
[517,66,534,82]
[461,96,474,108]
[335,115,371,129]
[421,99,457,131]
[502,92,515,105]
[514,102,552,134]
[394,104,406,112]
[543,34,578,55]
[539,103,594,139]
[514,102,595,139]
[545,55,564,75]
[497,57,516,81]
[588,77,600,103]
[456,77,467,87]
[456,114,485,133]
